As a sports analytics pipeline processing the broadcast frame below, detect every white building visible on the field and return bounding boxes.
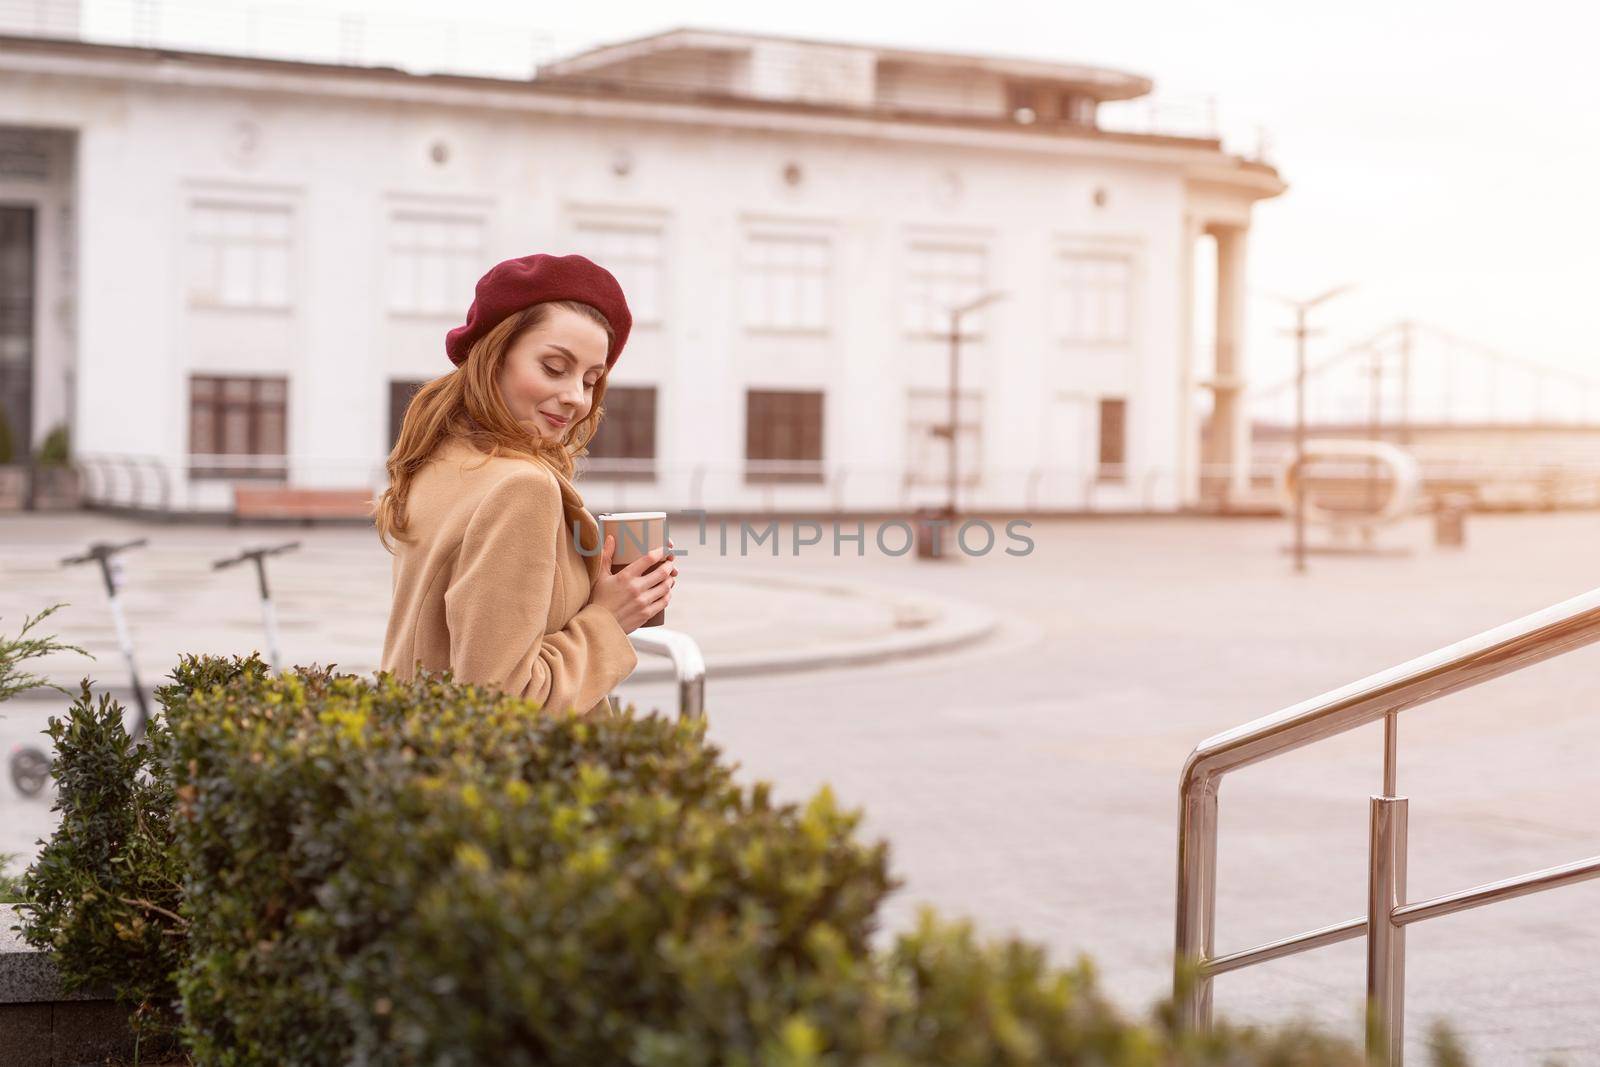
[0,22,1283,515]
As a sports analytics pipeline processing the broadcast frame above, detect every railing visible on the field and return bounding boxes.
[0,0,571,80]
[74,452,1195,516]
[1248,442,1600,510]
[1199,453,1600,513]
[64,449,1600,519]
[1174,586,1600,1063]
[577,461,1182,514]
[1097,93,1220,142]
[623,627,706,720]
[78,453,387,514]
[79,452,174,512]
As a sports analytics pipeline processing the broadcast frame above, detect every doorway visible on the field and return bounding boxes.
[0,205,35,460]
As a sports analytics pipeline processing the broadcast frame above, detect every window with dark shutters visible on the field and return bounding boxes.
[1098,397,1127,482]
[745,389,824,484]
[388,379,427,451]
[189,375,288,479]
[584,385,658,481]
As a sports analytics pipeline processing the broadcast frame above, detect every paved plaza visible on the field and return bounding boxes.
[3,508,1599,1063]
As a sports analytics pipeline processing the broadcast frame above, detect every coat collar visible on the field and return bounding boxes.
[514,419,604,581]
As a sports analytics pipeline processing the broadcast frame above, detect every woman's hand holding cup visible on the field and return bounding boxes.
[591,535,677,633]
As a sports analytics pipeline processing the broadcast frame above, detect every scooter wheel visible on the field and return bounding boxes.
[10,747,50,798]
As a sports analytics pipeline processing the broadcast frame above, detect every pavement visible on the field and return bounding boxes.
[4,508,1600,1064]
[0,512,997,694]
[0,509,998,859]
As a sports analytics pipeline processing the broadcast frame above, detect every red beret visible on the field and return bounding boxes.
[445,253,632,368]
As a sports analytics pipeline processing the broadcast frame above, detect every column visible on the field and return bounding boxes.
[1211,225,1251,499]
[1177,215,1204,506]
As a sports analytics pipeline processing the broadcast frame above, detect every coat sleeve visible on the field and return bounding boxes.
[444,467,638,712]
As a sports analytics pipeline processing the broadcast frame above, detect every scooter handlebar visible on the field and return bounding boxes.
[213,541,302,569]
[61,538,148,566]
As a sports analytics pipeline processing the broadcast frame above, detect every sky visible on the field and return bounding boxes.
[82,0,1600,418]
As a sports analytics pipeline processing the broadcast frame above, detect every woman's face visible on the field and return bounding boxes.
[497,306,610,441]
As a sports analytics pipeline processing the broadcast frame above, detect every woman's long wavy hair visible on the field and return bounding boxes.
[374,299,614,552]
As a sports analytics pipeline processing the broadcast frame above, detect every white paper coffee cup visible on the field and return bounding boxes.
[596,511,669,627]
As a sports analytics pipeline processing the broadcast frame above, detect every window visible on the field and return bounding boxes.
[904,242,989,338]
[584,385,657,481]
[740,232,831,333]
[189,375,287,478]
[1097,397,1127,481]
[388,212,485,316]
[388,379,427,451]
[905,388,983,489]
[571,224,664,326]
[1054,252,1132,345]
[745,389,823,483]
[187,201,292,310]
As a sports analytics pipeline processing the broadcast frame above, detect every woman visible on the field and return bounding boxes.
[376,253,675,716]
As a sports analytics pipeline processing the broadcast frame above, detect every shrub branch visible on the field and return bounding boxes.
[0,604,92,702]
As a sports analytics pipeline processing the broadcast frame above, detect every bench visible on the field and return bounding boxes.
[233,487,374,521]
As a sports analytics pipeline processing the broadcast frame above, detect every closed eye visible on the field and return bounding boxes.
[543,363,601,390]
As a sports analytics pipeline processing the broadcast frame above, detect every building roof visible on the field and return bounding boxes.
[0,30,1283,198]
[537,27,1154,102]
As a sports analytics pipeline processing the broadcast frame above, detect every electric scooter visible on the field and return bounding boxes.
[8,744,50,798]
[212,542,301,672]
[61,539,152,739]
[10,539,153,798]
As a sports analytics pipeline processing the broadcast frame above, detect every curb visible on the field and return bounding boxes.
[623,571,1000,683]
[7,576,1000,699]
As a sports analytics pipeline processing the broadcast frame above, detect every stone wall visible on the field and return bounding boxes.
[0,904,141,1067]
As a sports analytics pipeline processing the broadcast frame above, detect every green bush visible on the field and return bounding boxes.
[15,654,264,1056]
[0,604,88,703]
[23,656,1478,1065]
[36,422,71,467]
[1,603,89,904]
[0,853,26,903]
[870,916,1387,1067]
[162,662,894,1065]
[17,684,186,1051]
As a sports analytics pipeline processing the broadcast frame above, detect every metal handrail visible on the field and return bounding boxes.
[625,626,706,720]
[1175,585,1600,1062]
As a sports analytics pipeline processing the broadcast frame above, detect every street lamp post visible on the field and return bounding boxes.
[1273,285,1355,574]
[941,291,1007,520]
[1364,344,1383,511]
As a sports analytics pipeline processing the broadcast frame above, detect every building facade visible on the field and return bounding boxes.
[0,26,1283,514]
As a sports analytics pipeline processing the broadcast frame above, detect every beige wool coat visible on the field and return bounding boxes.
[380,423,638,716]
